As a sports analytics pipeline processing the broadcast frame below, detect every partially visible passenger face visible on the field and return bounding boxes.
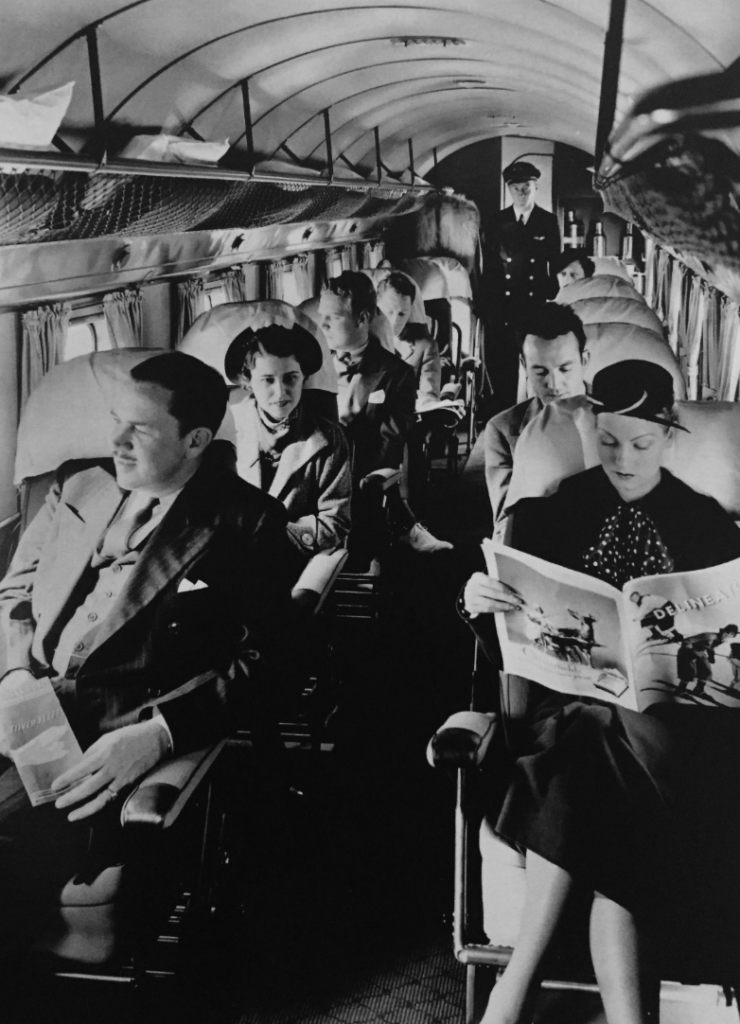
[247,350,304,421]
[377,288,413,339]
[557,260,586,288]
[522,332,587,405]
[318,290,369,353]
[596,411,672,502]
[508,178,537,211]
[110,381,198,495]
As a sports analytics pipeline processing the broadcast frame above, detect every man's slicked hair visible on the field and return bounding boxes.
[130,352,227,436]
[324,271,377,319]
[377,271,416,302]
[519,302,587,354]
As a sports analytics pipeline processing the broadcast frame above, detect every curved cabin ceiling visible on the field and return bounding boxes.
[1,0,739,179]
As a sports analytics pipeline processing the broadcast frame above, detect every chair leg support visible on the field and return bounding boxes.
[465,963,477,1024]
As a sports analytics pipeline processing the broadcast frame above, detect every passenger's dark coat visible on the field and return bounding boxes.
[0,455,293,753]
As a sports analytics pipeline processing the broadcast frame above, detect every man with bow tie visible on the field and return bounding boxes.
[483,160,561,413]
[318,272,452,557]
[0,352,291,959]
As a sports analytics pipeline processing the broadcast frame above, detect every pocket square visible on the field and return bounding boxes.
[368,389,386,405]
[177,578,208,593]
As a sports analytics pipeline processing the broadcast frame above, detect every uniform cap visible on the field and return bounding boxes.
[503,161,541,183]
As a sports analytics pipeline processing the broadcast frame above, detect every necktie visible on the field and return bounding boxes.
[97,497,160,562]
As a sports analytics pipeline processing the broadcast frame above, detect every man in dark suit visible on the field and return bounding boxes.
[484,161,561,413]
[484,303,588,528]
[318,271,452,555]
[0,352,292,957]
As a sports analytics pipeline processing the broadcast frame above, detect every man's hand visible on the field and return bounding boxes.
[52,719,170,822]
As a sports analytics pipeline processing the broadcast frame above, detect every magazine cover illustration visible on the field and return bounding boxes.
[484,542,740,712]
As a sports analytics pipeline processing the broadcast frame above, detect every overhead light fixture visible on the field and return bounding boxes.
[454,78,487,88]
[390,36,466,47]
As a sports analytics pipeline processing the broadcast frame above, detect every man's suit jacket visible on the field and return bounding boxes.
[0,455,293,754]
[337,335,416,480]
[486,204,561,325]
[234,399,352,557]
[394,324,442,408]
[484,397,543,523]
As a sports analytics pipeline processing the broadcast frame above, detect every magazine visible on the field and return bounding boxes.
[483,540,740,712]
[0,674,84,806]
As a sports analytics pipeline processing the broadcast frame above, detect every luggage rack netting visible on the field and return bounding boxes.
[0,169,424,245]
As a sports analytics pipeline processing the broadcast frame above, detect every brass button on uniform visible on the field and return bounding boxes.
[301,533,313,545]
[74,642,84,652]
[87,612,98,622]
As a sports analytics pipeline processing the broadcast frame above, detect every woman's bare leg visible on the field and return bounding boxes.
[480,851,573,1024]
[590,894,656,1024]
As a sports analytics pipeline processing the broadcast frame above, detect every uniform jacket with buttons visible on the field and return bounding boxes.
[486,204,561,324]
[0,455,292,754]
[235,399,352,557]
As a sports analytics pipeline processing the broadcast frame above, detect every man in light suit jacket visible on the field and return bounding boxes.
[318,272,452,555]
[0,352,292,958]
[376,272,442,409]
[484,303,588,526]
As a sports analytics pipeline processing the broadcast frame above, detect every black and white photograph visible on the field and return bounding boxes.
[0,2,739,1023]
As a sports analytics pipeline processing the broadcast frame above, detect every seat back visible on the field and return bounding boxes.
[557,273,645,305]
[571,295,664,334]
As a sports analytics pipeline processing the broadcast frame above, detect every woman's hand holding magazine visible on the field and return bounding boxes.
[464,572,523,618]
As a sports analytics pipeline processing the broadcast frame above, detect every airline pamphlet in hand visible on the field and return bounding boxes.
[483,540,740,712]
[0,674,83,806]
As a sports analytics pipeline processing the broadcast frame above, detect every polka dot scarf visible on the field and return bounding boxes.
[582,504,674,588]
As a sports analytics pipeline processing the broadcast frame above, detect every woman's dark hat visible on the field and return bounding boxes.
[553,248,593,275]
[224,322,323,382]
[503,160,540,183]
[589,360,689,431]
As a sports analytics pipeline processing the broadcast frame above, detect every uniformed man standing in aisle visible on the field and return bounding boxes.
[483,160,561,413]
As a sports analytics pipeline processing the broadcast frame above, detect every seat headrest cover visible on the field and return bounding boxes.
[571,296,664,334]
[591,256,634,281]
[429,256,473,300]
[15,348,164,483]
[583,322,684,397]
[509,398,740,517]
[398,258,451,301]
[557,274,645,305]
[180,300,337,393]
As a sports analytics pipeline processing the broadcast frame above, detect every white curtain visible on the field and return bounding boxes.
[362,240,385,269]
[103,287,143,348]
[176,278,205,343]
[222,267,248,303]
[290,256,313,303]
[21,302,70,407]
[324,248,345,280]
[666,261,687,359]
[684,276,707,400]
[716,299,740,401]
[265,260,287,300]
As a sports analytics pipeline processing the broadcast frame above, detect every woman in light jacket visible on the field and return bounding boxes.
[226,322,352,566]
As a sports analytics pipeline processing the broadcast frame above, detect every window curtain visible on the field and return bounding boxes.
[176,278,205,343]
[222,267,248,303]
[324,248,345,280]
[699,290,720,398]
[21,302,70,407]
[665,261,688,360]
[362,240,385,269]
[265,260,287,300]
[715,300,740,401]
[290,256,312,303]
[684,275,707,400]
[103,287,143,348]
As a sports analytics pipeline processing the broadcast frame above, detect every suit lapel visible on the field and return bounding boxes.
[40,476,123,635]
[269,430,326,499]
[88,487,214,656]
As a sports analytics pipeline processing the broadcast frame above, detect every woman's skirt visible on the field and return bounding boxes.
[494,698,740,971]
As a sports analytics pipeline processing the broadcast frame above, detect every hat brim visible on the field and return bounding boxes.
[587,395,690,432]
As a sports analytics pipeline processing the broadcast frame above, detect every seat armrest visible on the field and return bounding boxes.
[120,740,226,830]
[292,548,349,615]
[359,467,403,492]
[426,711,498,768]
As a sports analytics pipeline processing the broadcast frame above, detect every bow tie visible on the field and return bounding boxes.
[333,350,361,379]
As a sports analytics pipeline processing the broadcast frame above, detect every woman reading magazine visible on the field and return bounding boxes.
[463,360,740,1024]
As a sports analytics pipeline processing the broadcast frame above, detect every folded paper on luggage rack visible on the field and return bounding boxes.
[0,675,83,806]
